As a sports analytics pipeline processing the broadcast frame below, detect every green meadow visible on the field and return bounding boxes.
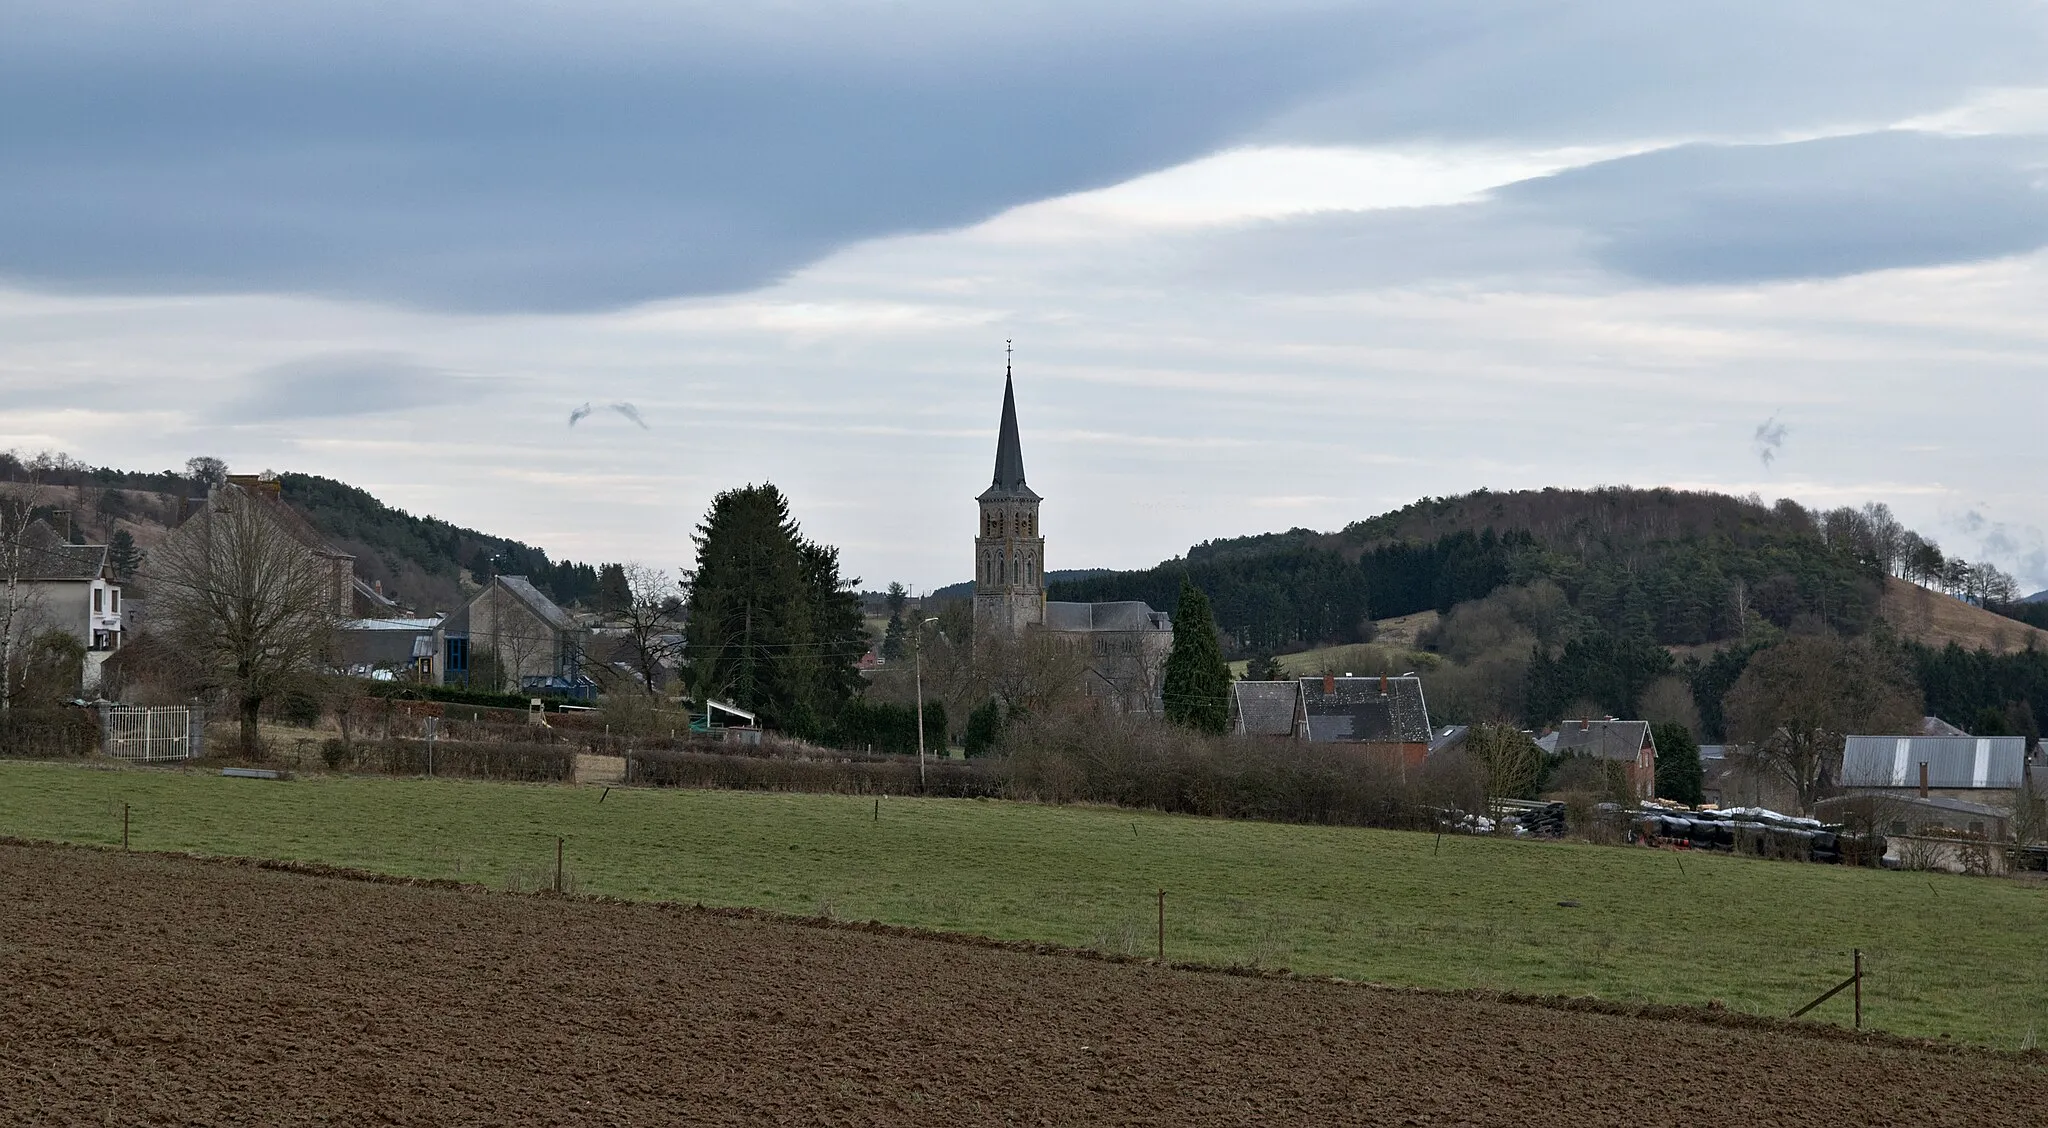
[2,759,2043,1047]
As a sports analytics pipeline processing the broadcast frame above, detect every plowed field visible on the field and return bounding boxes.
[3,844,2043,1126]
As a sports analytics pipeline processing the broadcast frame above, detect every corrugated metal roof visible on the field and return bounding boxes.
[1841,735,2026,789]
[1232,681,1300,737]
[1299,675,1431,744]
[1551,720,1654,762]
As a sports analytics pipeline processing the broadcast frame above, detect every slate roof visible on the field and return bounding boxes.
[17,521,110,582]
[1043,601,1170,632]
[495,576,581,635]
[1840,735,2027,789]
[978,371,1040,502]
[1550,719,1654,761]
[1232,681,1301,737]
[1299,675,1432,744]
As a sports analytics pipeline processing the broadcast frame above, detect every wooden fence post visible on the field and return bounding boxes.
[555,836,564,894]
[1156,889,1165,963]
[1854,948,1862,1030]
[122,803,129,851]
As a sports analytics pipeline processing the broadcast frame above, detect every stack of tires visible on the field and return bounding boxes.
[1520,802,1567,838]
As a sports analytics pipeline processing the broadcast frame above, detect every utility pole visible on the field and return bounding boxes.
[914,614,940,789]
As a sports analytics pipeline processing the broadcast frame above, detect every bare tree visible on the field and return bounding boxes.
[1465,722,1544,818]
[607,563,685,695]
[148,486,342,753]
[1723,635,1923,814]
[0,483,52,711]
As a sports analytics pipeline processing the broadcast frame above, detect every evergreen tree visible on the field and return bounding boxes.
[596,562,631,613]
[1163,577,1232,733]
[880,581,910,662]
[881,613,908,662]
[1242,651,1285,681]
[1651,721,1704,806]
[963,698,1006,757]
[107,529,142,578]
[680,484,863,737]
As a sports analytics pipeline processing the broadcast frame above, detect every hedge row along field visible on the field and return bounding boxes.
[1,759,2043,1047]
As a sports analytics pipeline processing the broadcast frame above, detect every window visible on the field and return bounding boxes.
[93,588,103,613]
[110,589,119,613]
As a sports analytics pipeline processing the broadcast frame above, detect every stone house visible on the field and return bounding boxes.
[1539,719,1658,802]
[433,576,590,696]
[1230,674,1435,773]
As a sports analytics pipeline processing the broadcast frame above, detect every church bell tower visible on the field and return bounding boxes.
[974,357,1045,641]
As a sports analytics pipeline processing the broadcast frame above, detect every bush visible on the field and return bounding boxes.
[0,708,100,758]
[995,705,1430,829]
[322,738,576,782]
[626,745,998,797]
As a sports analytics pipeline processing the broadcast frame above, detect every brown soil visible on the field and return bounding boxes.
[4,844,2044,1126]
[1882,576,2048,654]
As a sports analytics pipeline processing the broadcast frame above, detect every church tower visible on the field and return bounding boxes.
[973,362,1045,641]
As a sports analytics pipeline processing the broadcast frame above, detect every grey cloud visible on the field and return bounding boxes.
[0,4,1360,313]
[1268,1,2048,146]
[1198,132,2048,293]
[1499,132,2048,284]
[229,353,462,422]
[5,3,2045,312]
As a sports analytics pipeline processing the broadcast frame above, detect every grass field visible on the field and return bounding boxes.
[3,759,2044,1047]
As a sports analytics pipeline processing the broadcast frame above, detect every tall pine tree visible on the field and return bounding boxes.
[1163,577,1232,733]
[681,484,863,735]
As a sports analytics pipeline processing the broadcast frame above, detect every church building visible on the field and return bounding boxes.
[973,365,1174,712]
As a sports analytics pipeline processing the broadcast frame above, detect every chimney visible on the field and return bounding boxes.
[50,508,71,543]
[1379,674,1389,695]
[1322,674,1335,695]
[1581,718,1591,731]
[1918,761,1929,798]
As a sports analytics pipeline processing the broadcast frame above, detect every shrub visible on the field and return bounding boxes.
[0,708,100,758]
[626,745,998,797]
[323,738,576,782]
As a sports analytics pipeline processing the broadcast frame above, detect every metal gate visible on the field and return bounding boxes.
[100,706,202,763]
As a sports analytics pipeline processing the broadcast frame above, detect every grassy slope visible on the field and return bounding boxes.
[1883,576,2048,655]
[3,760,2044,1047]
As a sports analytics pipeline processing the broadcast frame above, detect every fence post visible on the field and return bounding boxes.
[1157,889,1165,963]
[122,803,129,851]
[555,836,564,894]
[1854,948,1862,1030]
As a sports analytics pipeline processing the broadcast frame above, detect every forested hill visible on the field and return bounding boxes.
[1052,488,1938,656]
[275,474,599,614]
[0,453,600,615]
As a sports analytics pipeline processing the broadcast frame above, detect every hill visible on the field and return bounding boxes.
[1054,487,1884,656]
[0,455,600,614]
[1883,576,2048,654]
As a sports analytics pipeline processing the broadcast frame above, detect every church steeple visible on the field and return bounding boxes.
[991,368,1027,492]
[973,346,1045,640]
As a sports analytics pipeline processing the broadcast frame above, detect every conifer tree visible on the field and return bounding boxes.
[1163,576,1231,733]
[107,529,142,579]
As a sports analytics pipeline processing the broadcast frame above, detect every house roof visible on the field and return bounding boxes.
[978,370,1040,502]
[1550,719,1655,761]
[1920,716,1970,737]
[1429,725,1471,755]
[495,576,580,635]
[17,521,111,582]
[1232,681,1301,736]
[1840,735,2027,789]
[1298,675,1432,744]
[1043,600,1170,632]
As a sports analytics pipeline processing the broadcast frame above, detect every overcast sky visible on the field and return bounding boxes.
[4,1,2047,594]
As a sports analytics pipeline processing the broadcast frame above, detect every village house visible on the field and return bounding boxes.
[1538,719,1657,802]
[9,517,125,693]
[433,575,592,697]
[1230,674,1435,773]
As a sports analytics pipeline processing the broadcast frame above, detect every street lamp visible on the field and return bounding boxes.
[914,615,940,789]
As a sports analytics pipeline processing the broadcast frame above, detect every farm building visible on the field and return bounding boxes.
[1229,675,1434,772]
[1839,735,2029,803]
[1538,719,1657,802]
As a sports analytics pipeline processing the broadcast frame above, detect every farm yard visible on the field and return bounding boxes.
[3,843,2044,1127]
[4,760,2048,1049]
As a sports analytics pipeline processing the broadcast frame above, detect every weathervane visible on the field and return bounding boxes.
[1006,338,1012,376]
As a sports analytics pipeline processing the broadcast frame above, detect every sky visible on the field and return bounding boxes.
[4,1,2047,594]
